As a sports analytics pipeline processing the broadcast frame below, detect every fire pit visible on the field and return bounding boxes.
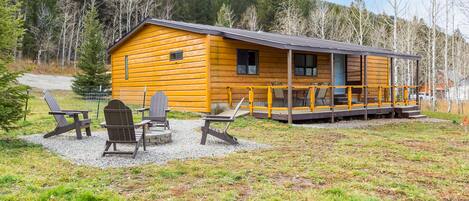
[145,128,172,145]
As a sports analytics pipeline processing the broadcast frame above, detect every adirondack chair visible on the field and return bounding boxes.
[43,90,91,139]
[271,82,286,107]
[101,100,151,158]
[316,83,329,105]
[200,98,245,145]
[137,91,170,130]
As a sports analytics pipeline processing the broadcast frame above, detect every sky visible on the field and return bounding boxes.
[325,0,469,38]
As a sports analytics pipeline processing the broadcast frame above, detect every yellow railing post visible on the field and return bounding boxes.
[227,87,232,108]
[249,87,254,115]
[309,86,315,112]
[267,86,272,118]
[404,86,409,105]
[348,86,352,111]
[378,86,382,108]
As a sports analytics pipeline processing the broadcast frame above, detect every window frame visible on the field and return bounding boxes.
[294,53,318,77]
[170,50,183,61]
[236,49,259,75]
[124,55,129,80]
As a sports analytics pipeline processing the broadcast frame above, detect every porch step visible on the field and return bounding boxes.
[402,110,421,117]
[409,114,427,119]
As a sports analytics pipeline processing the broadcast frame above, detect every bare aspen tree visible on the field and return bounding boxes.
[160,0,174,20]
[431,0,438,111]
[444,0,450,112]
[216,3,235,28]
[309,0,329,39]
[240,5,259,31]
[273,0,306,36]
[387,0,405,87]
[348,0,370,45]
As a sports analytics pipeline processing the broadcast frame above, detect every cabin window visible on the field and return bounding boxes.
[237,49,258,75]
[170,50,183,61]
[294,54,317,76]
[124,55,129,80]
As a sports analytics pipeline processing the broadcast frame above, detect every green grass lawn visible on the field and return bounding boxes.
[0,91,468,200]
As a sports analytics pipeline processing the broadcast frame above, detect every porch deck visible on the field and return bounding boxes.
[250,105,419,121]
[227,85,421,122]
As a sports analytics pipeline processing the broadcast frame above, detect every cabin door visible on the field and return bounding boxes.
[334,54,346,94]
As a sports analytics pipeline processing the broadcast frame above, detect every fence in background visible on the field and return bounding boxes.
[26,86,149,122]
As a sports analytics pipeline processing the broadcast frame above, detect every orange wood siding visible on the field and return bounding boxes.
[110,24,210,112]
[366,56,389,99]
[209,36,332,103]
[347,55,362,82]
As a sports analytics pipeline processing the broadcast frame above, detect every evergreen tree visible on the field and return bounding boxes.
[0,0,28,131]
[72,4,110,96]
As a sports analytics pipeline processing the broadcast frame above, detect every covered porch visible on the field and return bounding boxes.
[225,51,421,123]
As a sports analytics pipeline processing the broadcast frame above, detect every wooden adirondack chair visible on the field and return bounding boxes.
[43,90,91,139]
[101,100,151,158]
[137,91,170,130]
[200,98,245,145]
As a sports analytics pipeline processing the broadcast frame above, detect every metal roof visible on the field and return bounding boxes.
[108,18,420,60]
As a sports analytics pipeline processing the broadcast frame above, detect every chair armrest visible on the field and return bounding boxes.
[205,115,231,119]
[135,120,152,128]
[49,111,80,116]
[136,108,149,112]
[203,117,235,122]
[61,110,89,114]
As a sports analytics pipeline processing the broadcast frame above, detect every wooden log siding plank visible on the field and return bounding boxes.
[111,24,209,112]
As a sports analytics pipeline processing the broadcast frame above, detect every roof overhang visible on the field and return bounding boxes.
[108,19,421,60]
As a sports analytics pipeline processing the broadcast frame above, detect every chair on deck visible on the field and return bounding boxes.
[43,90,91,139]
[137,91,170,130]
[200,98,245,145]
[316,83,330,105]
[271,82,286,107]
[101,100,152,158]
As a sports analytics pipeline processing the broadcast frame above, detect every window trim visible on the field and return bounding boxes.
[124,55,129,80]
[170,50,183,61]
[236,49,259,75]
[294,53,318,77]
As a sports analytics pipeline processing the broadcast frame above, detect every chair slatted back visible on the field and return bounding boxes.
[223,98,245,132]
[43,90,68,127]
[317,87,328,99]
[148,91,168,121]
[271,82,284,99]
[104,100,136,142]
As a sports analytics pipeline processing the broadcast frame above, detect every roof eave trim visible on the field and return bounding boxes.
[223,33,421,60]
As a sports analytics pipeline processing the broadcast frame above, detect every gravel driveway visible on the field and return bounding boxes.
[17,73,73,90]
[21,119,268,168]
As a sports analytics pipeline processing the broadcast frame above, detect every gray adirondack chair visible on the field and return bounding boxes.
[200,98,245,145]
[101,100,151,158]
[137,91,170,130]
[43,90,91,139]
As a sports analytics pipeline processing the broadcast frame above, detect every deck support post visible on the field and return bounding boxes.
[331,53,335,123]
[267,86,273,118]
[390,57,395,118]
[416,60,420,108]
[364,55,368,120]
[287,49,293,124]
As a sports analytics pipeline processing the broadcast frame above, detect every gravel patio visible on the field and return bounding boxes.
[21,119,268,168]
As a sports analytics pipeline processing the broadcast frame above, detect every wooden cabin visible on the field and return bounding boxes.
[108,19,422,122]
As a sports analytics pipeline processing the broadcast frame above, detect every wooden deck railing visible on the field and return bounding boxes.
[226,85,418,118]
